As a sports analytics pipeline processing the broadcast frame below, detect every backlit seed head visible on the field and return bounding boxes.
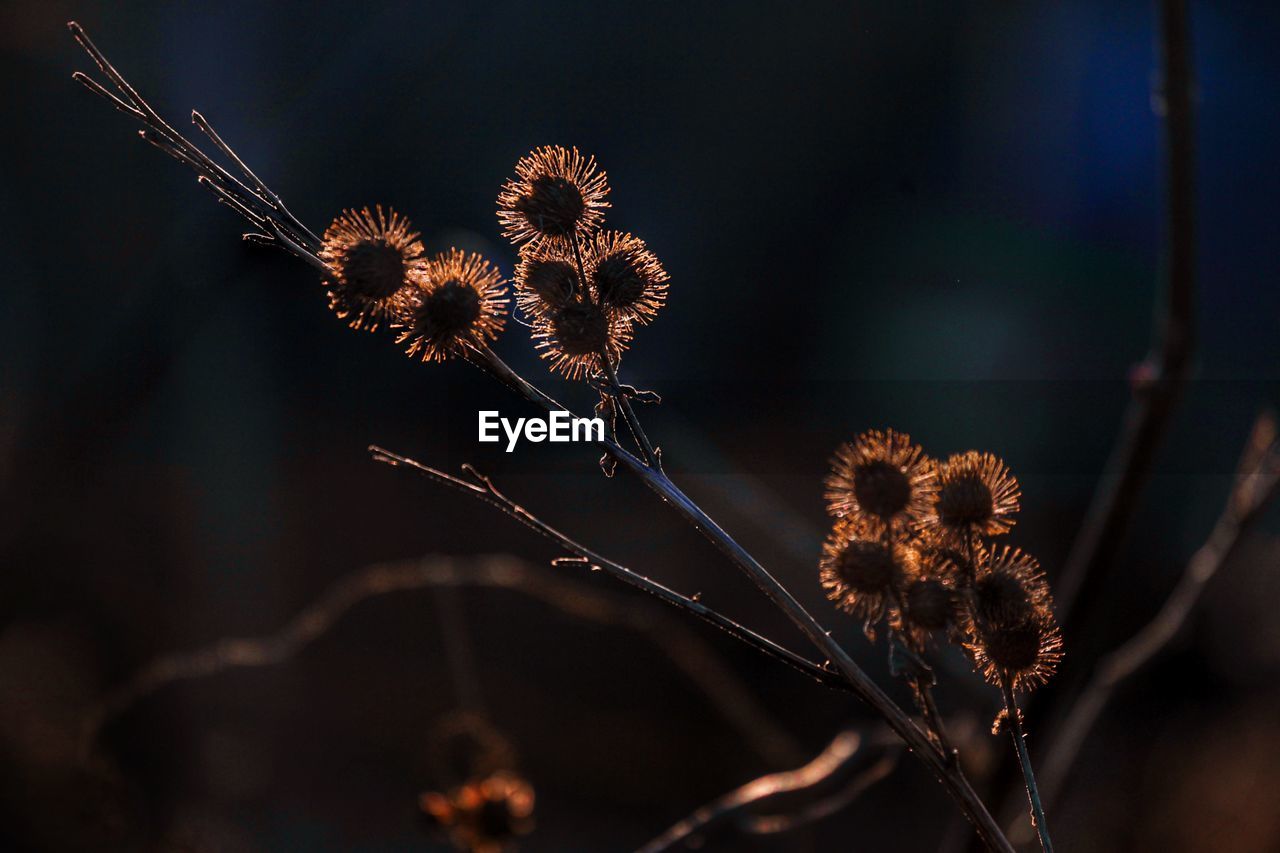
[928,451,1020,542]
[970,547,1051,628]
[820,521,919,630]
[419,771,535,853]
[589,231,669,323]
[497,146,610,248]
[967,615,1063,693]
[824,430,936,531]
[319,205,424,330]
[514,245,580,320]
[533,301,632,380]
[396,249,507,363]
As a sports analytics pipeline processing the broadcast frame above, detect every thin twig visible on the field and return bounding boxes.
[1025,412,1280,827]
[68,21,324,266]
[1001,679,1053,853]
[84,553,806,768]
[637,730,897,853]
[1053,0,1196,630]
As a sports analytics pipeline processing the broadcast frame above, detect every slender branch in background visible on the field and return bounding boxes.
[84,553,806,768]
[1000,679,1053,853]
[1019,412,1280,833]
[637,730,900,853]
[1054,0,1197,628]
[433,585,487,715]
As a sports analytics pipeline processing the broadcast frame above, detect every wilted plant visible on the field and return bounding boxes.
[67,21,1091,853]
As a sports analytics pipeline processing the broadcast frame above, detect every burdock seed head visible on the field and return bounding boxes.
[963,546,1061,692]
[589,231,669,323]
[824,430,936,531]
[319,205,424,331]
[534,301,632,380]
[928,450,1020,543]
[419,771,535,853]
[967,614,1063,693]
[514,245,581,320]
[497,145,610,248]
[396,249,507,363]
[820,520,919,631]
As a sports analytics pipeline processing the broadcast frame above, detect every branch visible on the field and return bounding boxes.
[1053,0,1197,629]
[84,553,806,768]
[67,22,324,267]
[636,729,899,852]
[1024,411,1280,829]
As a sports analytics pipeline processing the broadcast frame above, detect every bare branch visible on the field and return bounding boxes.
[637,729,899,852]
[1021,411,1280,832]
[1054,0,1197,631]
[84,554,807,768]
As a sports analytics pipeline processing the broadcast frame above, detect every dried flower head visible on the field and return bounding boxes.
[497,145,609,248]
[589,231,669,323]
[824,430,936,531]
[895,552,962,649]
[970,547,1051,628]
[820,521,919,632]
[514,245,581,320]
[967,613,1063,693]
[533,301,632,380]
[964,547,1061,691]
[928,451,1020,543]
[319,206,424,330]
[397,249,507,363]
[419,771,535,853]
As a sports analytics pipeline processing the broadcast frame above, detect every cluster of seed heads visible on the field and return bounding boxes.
[318,146,668,378]
[419,771,535,853]
[820,430,1063,695]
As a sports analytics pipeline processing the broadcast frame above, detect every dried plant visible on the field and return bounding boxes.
[65,5,1229,850]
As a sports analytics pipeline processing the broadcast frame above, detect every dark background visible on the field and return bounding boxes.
[3,0,1279,850]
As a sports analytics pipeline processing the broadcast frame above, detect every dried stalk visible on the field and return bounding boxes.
[1024,412,1280,830]
[1054,0,1196,629]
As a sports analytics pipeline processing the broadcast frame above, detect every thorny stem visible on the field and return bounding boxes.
[69,24,1013,850]
[568,232,662,468]
[1001,678,1053,853]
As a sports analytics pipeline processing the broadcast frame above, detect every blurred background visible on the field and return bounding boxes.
[3,0,1279,850]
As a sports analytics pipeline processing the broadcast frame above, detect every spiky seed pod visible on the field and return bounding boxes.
[419,771,535,853]
[824,430,936,532]
[927,451,1020,544]
[970,546,1052,628]
[396,249,507,363]
[497,145,610,248]
[962,547,1061,691]
[894,551,963,649]
[967,614,1063,693]
[533,302,632,380]
[820,521,919,632]
[589,231,669,323]
[319,206,424,331]
[514,245,581,320]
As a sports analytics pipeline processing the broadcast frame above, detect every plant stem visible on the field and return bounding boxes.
[1001,677,1053,853]
[450,346,1014,852]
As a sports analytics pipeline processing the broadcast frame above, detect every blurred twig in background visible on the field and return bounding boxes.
[637,729,901,853]
[1018,411,1280,838]
[1054,0,1197,631]
[84,553,806,768]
